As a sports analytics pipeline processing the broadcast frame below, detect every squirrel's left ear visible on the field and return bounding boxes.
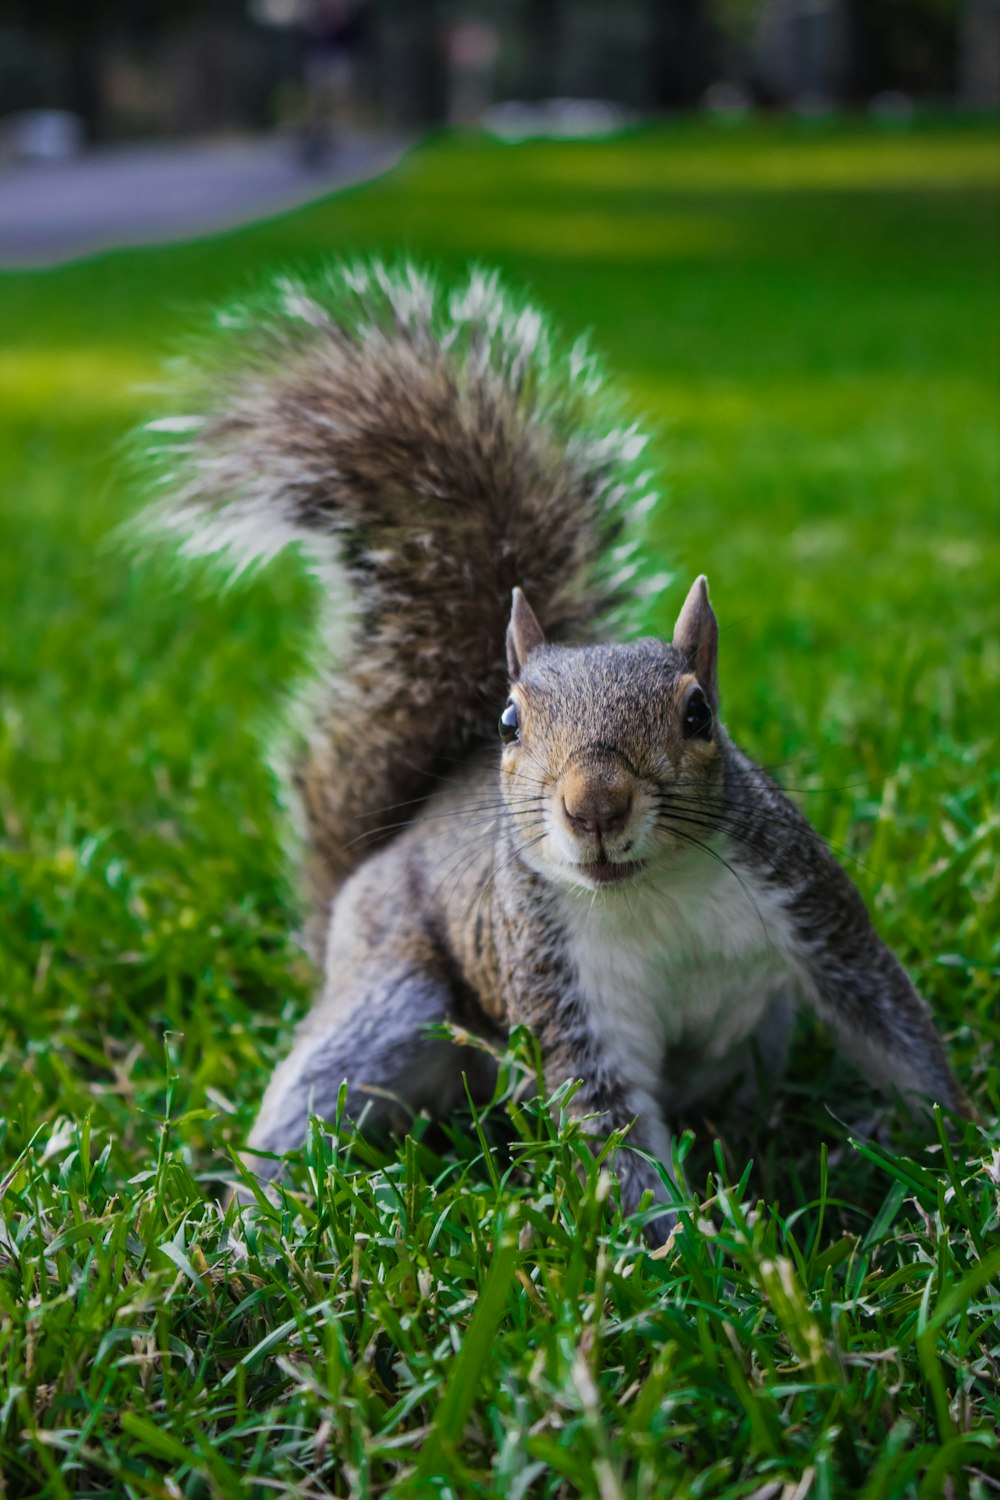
[673,575,719,712]
[507,587,546,681]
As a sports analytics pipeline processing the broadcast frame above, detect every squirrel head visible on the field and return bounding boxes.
[500,578,724,893]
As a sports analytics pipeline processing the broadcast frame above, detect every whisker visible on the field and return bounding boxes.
[655,784,875,874]
[470,829,549,922]
[356,760,550,821]
[650,819,770,946]
[657,809,782,881]
[342,800,549,850]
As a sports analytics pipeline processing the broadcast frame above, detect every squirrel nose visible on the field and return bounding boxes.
[561,758,634,837]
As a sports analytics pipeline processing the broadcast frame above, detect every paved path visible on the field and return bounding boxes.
[0,133,409,268]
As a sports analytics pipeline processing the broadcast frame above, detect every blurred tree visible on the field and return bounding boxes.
[2,0,248,139]
[0,0,973,141]
[377,0,446,125]
[647,0,719,106]
[520,0,560,101]
[841,0,961,98]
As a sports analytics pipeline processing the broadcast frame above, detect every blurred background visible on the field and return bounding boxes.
[3,0,998,266]
[4,0,1000,146]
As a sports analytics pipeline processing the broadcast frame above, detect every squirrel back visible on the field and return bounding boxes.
[145,262,662,957]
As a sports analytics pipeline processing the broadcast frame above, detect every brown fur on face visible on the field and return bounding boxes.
[500,638,725,889]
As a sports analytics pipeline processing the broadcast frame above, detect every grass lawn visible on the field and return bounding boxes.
[1,118,998,1497]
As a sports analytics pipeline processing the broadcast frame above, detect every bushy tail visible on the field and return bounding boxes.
[145,261,663,957]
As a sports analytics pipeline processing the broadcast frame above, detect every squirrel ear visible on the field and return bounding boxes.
[507,587,546,680]
[672,574,719,712]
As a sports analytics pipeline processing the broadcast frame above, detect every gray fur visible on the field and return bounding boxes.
[148,262,968,1243]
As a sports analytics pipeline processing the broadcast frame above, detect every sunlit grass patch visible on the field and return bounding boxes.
[0,349,157,419]
[1,118,997,1495]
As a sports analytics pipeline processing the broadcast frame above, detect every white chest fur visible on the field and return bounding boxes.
[559,846,802,1113]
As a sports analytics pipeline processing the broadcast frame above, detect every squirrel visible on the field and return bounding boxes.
[146,260,969,1240]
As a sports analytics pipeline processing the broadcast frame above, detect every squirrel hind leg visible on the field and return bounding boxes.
[233,967,496,1194]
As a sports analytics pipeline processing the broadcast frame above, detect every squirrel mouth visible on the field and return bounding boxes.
[577,859,646,886]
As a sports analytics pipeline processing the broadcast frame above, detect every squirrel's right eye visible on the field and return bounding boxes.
[682,686,713,741]
[499,702,520,744]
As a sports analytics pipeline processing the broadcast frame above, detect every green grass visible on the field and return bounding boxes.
[1,117,999,1497]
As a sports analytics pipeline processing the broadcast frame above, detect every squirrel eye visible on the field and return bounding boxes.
[682,687,713,741]
[499,701,520,745]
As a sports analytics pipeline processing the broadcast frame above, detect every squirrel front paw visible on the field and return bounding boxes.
[615,1151,678,1248]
